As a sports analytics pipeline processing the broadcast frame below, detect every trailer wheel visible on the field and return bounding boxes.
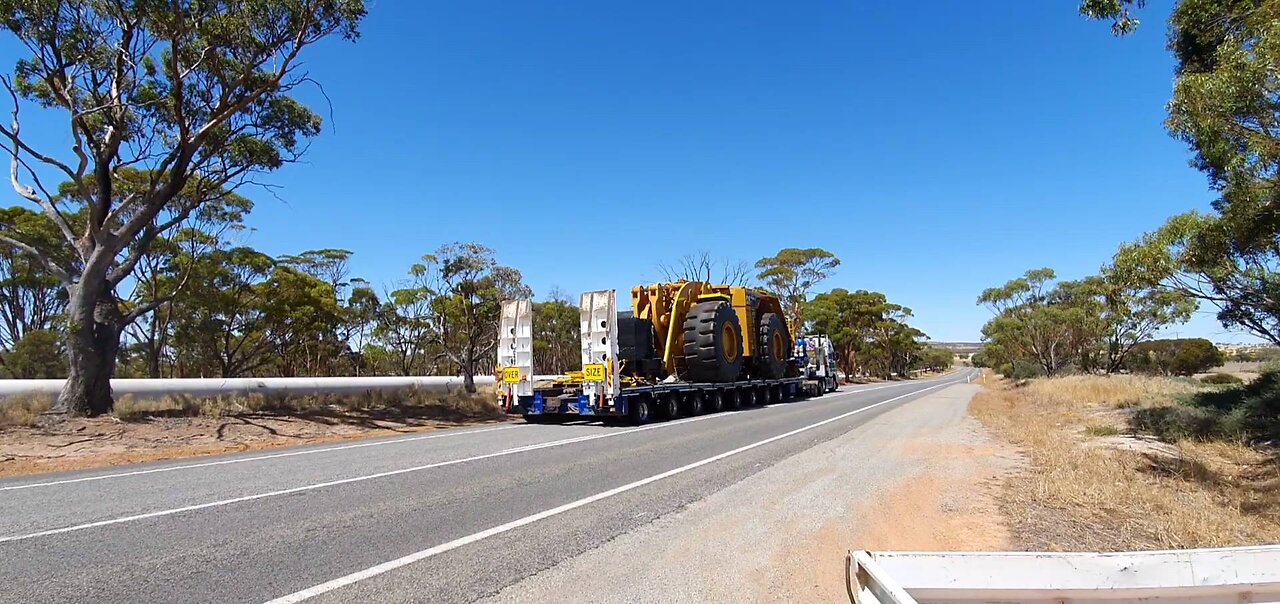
[757,385,770,405]
[707,390,724,413]
[724,389,740,410]
[630,395,653,424]
[770,384,783,403]
[684,391,705,416]
[522,414,546,424]
[659,392,680,420]
[753,312,790,379]
[740,387,757,407]
[682,300,744,383]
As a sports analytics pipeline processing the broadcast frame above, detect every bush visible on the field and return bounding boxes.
[1200,373,1244,385]
[1130,405,1224,441]
[1131,369,1280,443]
[1000,360,1044,380]
[1125,338,1225,376]
[0,394,54,427]
[1085,424,1122,437]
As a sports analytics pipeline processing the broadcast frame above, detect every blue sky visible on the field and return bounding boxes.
[3,1,1245,342]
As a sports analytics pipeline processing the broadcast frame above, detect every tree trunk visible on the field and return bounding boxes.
[52,281,124,417]
[461,346,477,393]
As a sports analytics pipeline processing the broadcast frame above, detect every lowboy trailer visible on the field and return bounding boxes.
[497,287,839,424]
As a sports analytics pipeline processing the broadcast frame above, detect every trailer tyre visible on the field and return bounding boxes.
[684,391,705,416]
[754,312,790,379]
[659,393,680,420]
[629,396,652,424]
[682,300,744,383]
[707,390,724,413]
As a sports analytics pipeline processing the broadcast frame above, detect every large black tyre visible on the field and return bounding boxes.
[753,312,790,379]
[682,300,744,383]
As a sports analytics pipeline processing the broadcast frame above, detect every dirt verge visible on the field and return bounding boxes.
[0,394,505,479]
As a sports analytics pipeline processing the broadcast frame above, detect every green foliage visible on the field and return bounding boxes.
[978,267,1192,377]
[532,292,579,374]
[914,346,954,372]
[403,242,531,391]
[1091,0,1280,348]
[1079,0,1147,35]
[1085,424,1123,437]
[0,206,70,350]
[806,287,927,379]
[1130,405,1225,441]
[1125,338,1225,376]
[1,328,64,378]
[1002,360,1045,380]
[0,0,366,415]
[756,248,839,333]
[1201,373,1244,385]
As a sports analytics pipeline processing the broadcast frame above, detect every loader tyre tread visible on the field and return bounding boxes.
[682,300,744,383]
[754,312,790,379]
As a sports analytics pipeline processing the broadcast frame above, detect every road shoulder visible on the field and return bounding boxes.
[479,382,1022,603]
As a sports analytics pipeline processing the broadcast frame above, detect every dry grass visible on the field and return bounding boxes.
[972,372,1280,551]
[112,388,501,422]
[0,394,54,427]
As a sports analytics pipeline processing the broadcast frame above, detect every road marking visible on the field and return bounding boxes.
[0,374,964,544]
[0,377,927,493]
[263,377,966,603]
[0,425,527,492]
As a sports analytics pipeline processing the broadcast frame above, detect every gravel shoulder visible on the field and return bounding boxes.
[480,382,1021,603]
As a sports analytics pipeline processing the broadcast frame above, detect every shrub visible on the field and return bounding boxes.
[1125,338,1225,376]
[0,394,54,427]
[1002,360,1044,380]
[1130,405,1223,441]
[1085,424,1122,437]
[1200,373,1244,385]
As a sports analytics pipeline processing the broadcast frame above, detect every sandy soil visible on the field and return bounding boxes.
[0,414,504,479]
[481,383,1022,604]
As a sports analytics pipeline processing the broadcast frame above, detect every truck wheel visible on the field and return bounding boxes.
[682,300,744,383]
[753,312,790,379]
[630,396,652,424]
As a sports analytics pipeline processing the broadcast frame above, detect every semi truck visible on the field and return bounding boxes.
[496,282,842,424]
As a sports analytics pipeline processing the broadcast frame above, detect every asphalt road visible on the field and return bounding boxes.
[0,369,979,604]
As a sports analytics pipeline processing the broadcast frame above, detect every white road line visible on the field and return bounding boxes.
[0,375,961,544]
[0,401,760,544]
[0,425,526,492]
[0,377,928,493]
[263,377,967,604]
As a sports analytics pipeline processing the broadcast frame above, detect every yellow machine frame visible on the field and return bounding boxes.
[630,281,787,377]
